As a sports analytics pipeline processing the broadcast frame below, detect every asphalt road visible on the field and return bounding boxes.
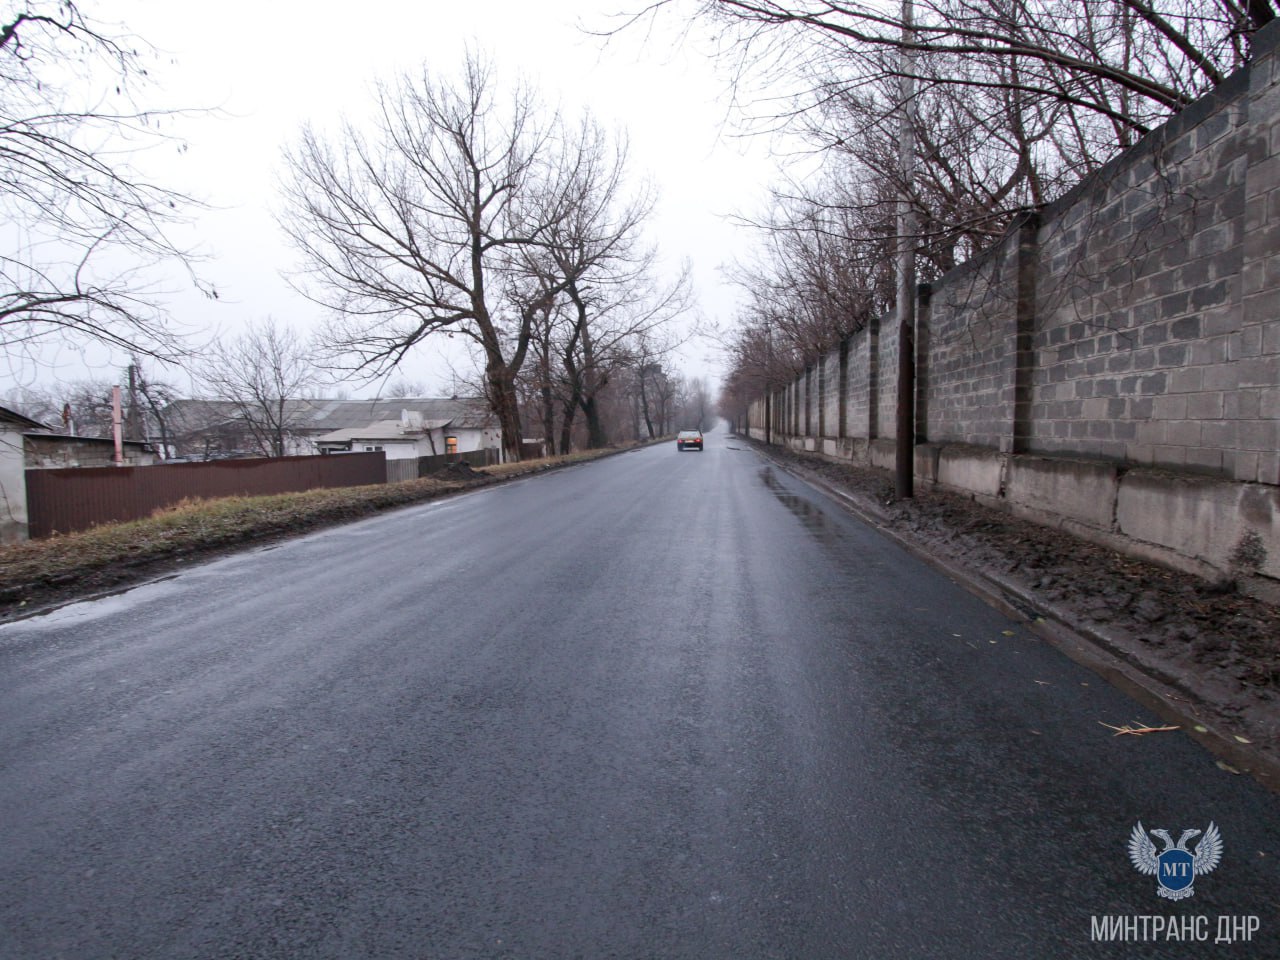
[2,433,1277,959]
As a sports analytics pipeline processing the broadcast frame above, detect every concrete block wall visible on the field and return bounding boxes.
[924,238,1020,451]
[1030,64,1264,478]
[929,445,1280,590]
[1240,32,1280,488]
[876,315,900,440]
[820,350,840,437]
[845,321,872,438]
[741,18,1280,591]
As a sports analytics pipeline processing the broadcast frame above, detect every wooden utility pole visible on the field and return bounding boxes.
[894,0,918,499]
[126,363,143,442]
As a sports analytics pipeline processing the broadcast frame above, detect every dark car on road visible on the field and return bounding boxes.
[676,430,704,451]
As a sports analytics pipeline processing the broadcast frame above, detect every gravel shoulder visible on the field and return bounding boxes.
[748,436,1280,792]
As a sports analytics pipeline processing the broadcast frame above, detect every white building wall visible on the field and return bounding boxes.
[0,429,28,543]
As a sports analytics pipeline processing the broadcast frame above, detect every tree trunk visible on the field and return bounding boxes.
[581,395,607,448]
[539,347,555,456]
[638,374,656,438]
[558,395,577,455]
[558,358,582,454]
[579,320,607,448]
[487,365,524,462]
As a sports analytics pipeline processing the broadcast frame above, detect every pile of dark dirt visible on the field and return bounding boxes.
[433,460,488,480]
[753,439,1279,779]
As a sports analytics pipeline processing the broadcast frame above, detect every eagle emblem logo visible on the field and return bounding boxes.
[1128,821,1223,900]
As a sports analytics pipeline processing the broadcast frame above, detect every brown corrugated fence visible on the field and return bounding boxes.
[25,453,387,539]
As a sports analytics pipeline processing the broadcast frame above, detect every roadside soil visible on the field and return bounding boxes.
[747,438,1280,787]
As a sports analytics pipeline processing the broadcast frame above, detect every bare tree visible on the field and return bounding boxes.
[0,385,57,424]
[623,1,1274,235]
[493,116,694,452]
[676,376,714,431]
[663,0,1276,446]
[198,318,318,457]
[1,2,208,366]
[0,382,111,434]
[637,1,1271,122]
[383,379,427,399]
[124,354,181,454]
[557,266,691,449]
[556,251,694,450]
[281,53,600,461]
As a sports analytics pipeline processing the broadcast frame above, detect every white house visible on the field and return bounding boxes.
[0,405,43,543]
[314,412,446,459]
[313,406,502,460]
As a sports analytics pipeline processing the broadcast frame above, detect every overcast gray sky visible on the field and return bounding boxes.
[30,0,780,398]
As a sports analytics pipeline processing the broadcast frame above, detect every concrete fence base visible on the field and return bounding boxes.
[750,428,1280,603]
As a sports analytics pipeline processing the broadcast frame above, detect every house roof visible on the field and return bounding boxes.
[163,397,496,435]
[25,433,152,449]
[315,419,452,443]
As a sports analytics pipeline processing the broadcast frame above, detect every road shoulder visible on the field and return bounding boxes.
[747,436,1280,795]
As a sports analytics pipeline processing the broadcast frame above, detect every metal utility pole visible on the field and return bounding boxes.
[894,0,918,500]
[764,323,773,445]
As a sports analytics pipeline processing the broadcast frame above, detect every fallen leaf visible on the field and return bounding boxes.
[1215,760,1241,775]
[1001,630,1015,636]
[1193,725,1208,733]
[1234,735,1252,744]
[1100,721,1180,737]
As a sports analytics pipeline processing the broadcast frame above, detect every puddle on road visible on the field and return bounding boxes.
[758,467,844,549]
[0,575,181,633]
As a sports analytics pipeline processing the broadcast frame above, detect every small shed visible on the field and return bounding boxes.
[0,404,158,543]
[0,405,46,543]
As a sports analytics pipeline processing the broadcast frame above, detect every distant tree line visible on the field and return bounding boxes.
[625,1,1275,420]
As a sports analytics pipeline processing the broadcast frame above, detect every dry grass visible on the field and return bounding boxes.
[0,439,664,614]
[481,446,641,477]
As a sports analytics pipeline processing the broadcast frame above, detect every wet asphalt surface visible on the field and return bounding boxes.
[1,434,1278,959]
